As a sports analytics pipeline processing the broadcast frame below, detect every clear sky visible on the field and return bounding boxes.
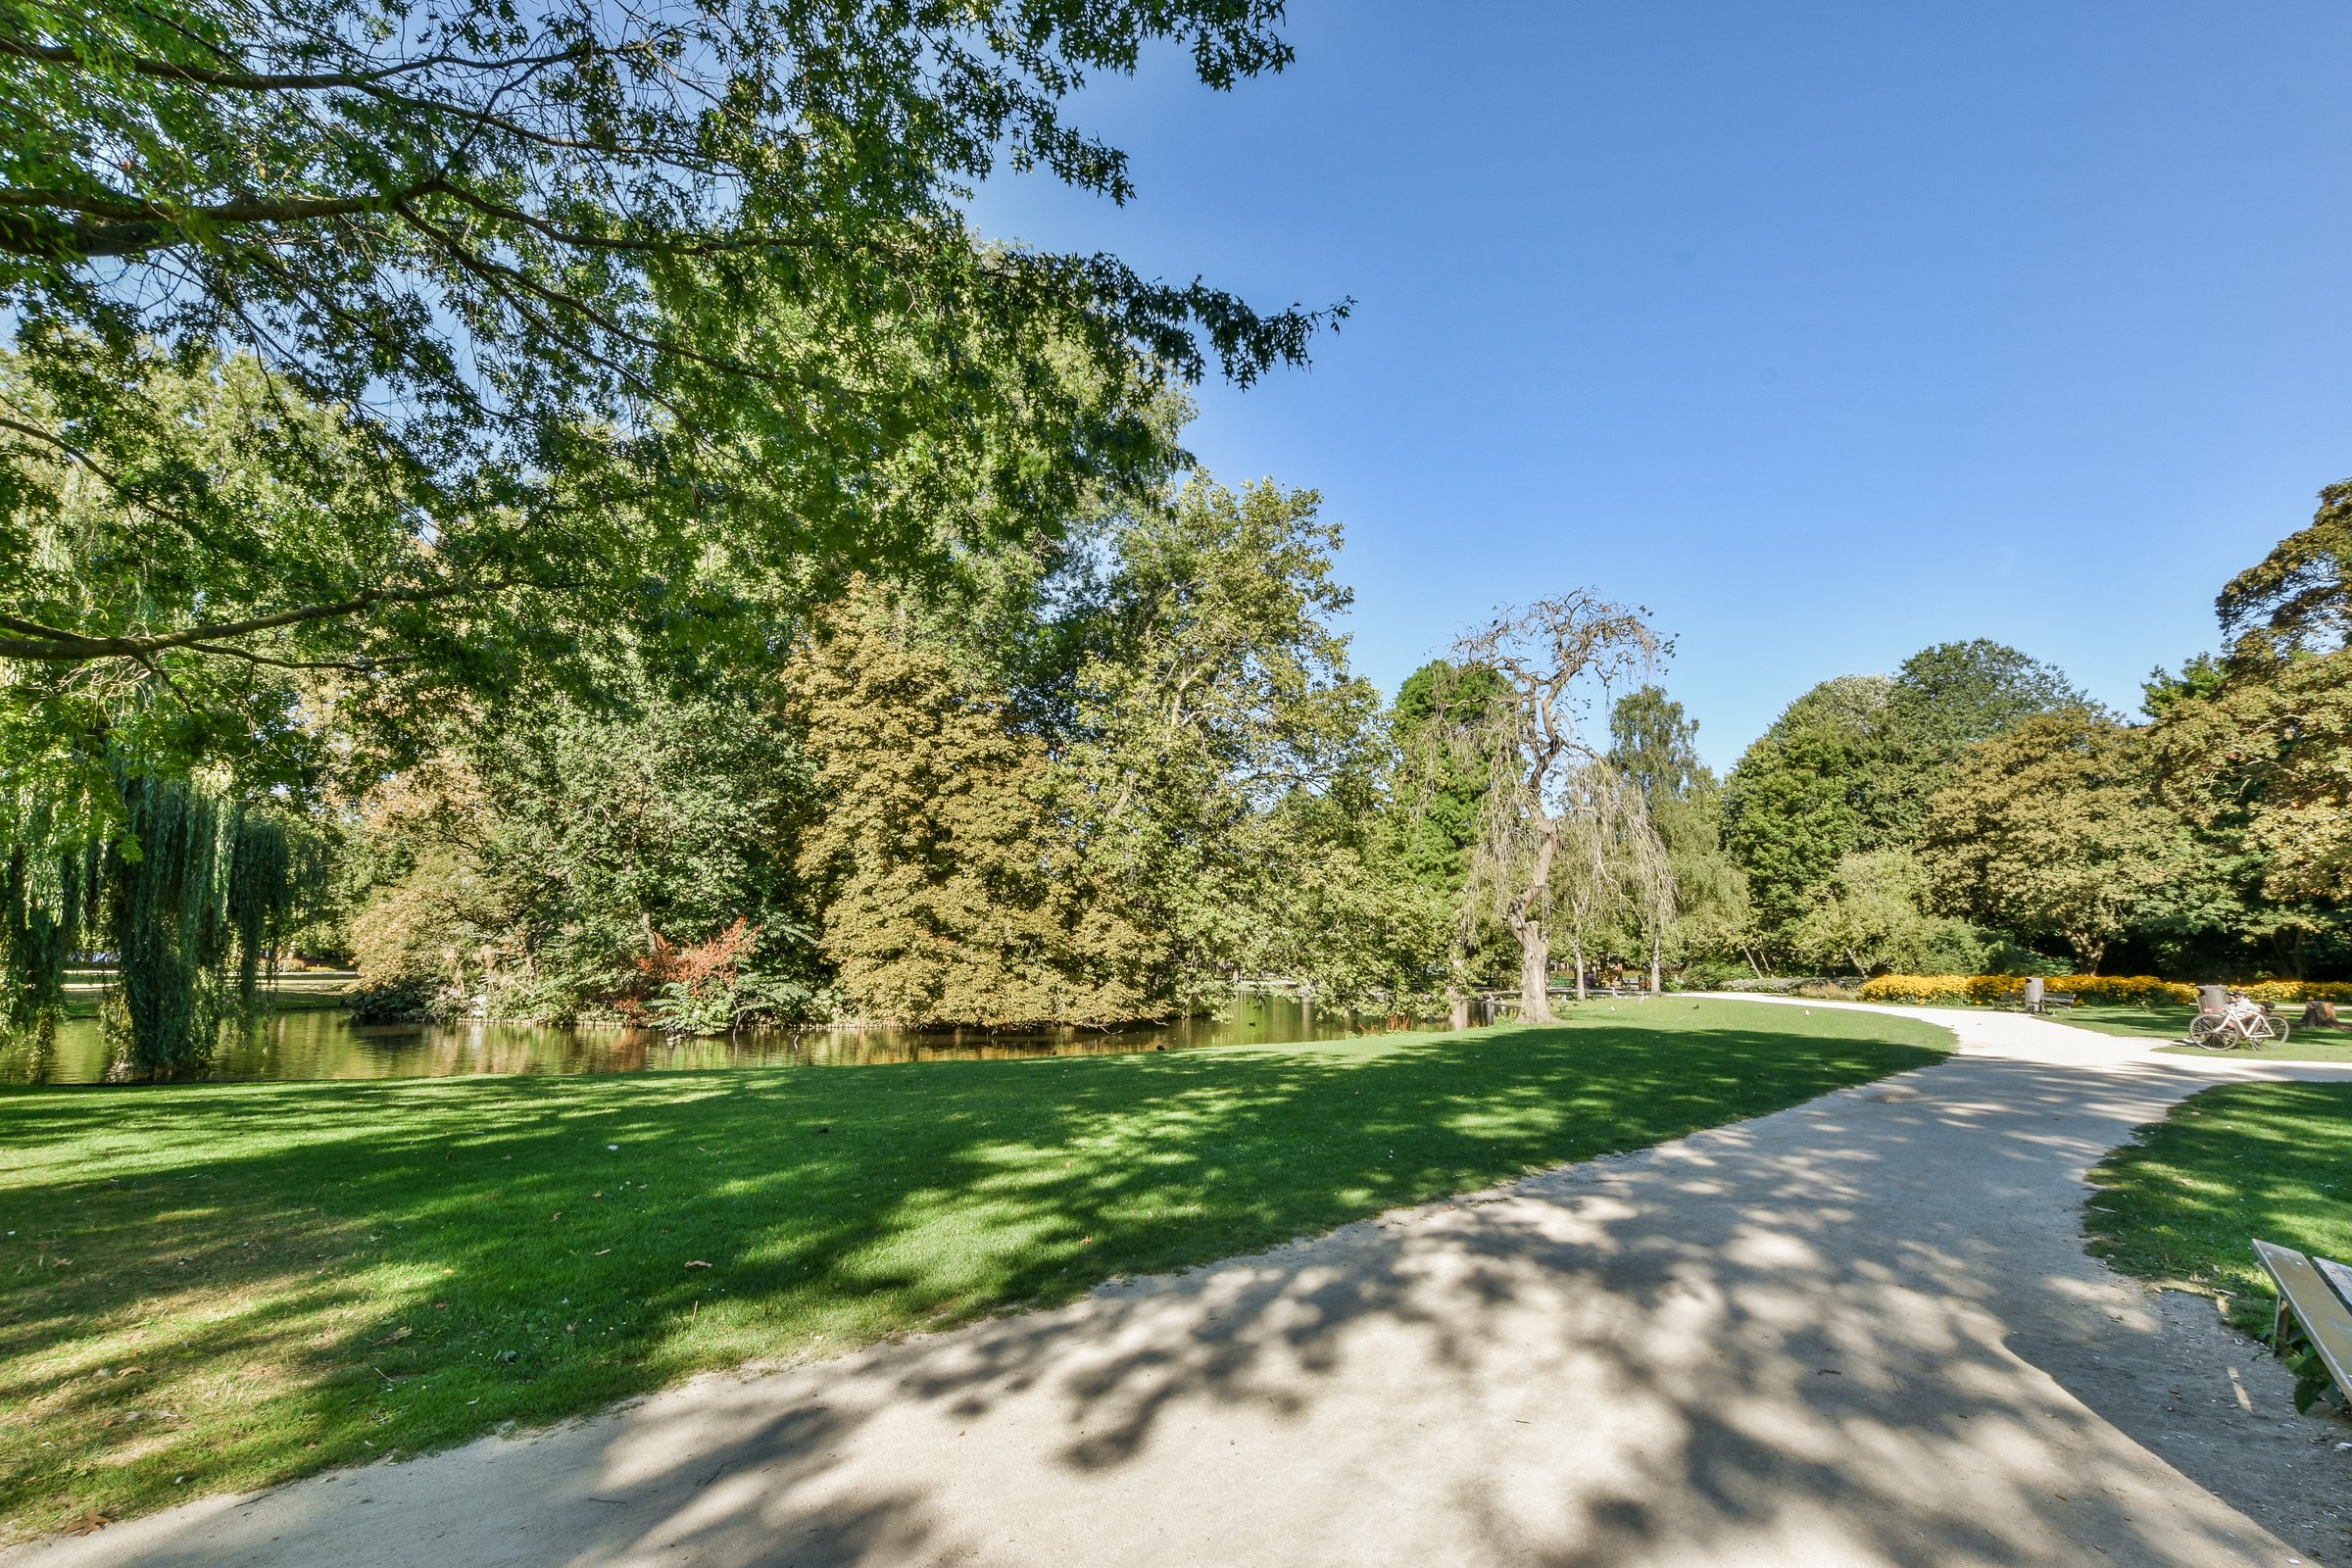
[972,2,2352,772]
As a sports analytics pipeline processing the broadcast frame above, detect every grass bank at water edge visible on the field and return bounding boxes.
[0,999,1950,1541]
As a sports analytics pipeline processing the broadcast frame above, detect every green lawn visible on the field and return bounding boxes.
[2052,1003,2352,1061]
[2085,1081,2352,1348]
[2050,1003,2198,1041]
[0,1001,1948,1540]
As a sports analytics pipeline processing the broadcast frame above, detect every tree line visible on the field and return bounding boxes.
[1717,491,2351,983]
[3,0,2346,1076]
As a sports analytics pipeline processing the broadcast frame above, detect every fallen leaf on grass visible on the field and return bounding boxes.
[373,1327,412,1347]
[63,1511,109,1537]
[685,1260,712,1269]
[594,1249,612,1256]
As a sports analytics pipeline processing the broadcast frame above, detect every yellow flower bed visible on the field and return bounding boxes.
[1857,974,2196,1005]
[2239,979,2352,1004]
[1855,975,2352,1006]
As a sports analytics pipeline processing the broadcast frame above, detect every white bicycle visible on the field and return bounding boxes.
[2188,1004,2290,1051]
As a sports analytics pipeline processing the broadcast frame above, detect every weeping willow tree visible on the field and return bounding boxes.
[1,772,321,1076]
[1447,593,1667,1024]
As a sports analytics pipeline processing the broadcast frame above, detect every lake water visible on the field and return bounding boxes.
[0,992,1452,1086]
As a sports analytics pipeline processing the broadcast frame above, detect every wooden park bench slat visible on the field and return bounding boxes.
[2253,1239,2352,1401]
[2317,1255,2352,1313]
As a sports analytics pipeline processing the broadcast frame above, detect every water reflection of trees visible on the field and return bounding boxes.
[2,994,1455,1086]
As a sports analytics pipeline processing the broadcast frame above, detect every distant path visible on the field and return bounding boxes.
[12,1003,2352,1567]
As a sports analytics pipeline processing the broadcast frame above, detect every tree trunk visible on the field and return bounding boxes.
[1449,991,1471,1030]
[1519,926,1553,1023]
[1570,932,1586,1003]
[1650,932,1663,995]
[1510,828,1559,1024]
[2069,935,2103,974]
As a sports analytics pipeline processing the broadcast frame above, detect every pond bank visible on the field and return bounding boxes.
[0,991,1452,1087]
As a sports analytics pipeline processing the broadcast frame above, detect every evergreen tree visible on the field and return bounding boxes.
[790,582,1158,1027]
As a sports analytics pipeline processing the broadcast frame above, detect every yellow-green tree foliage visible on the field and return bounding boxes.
[2149,649,2352,906]
[790,583,1158,1027]
[1918,710,2189,971]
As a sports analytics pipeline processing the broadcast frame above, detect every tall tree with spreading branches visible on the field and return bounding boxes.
[1449,593,1665,1023]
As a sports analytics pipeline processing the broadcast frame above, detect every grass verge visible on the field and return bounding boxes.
[2084,1080,2352,1346]
[2050,1003,2352,1061]
[0,1000,1949,1540]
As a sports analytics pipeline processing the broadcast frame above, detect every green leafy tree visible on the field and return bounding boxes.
[1391,661,1514,1018]
[1067,476,1390,1005]
[1875,640,2086,838]
[2217,479,2352,655]
[0,0,1335,782]
[1786,847,1980,978]
[0,770,321,1074]
[2148,650,2352,910]
[2140,495,2352,973]
[1722,675,1888,936]
[1608,684,1751,983]
[1724,644,2082,954]
[1918,710,2193,972]
[348,662,816,1020]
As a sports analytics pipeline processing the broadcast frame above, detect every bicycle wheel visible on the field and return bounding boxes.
[2189,1014,2233,1050]
[2270,1018,2291,1046]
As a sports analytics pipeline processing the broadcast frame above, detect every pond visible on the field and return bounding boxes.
[0,991,1455,1087]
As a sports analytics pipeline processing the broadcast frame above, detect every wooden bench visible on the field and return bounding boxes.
[2252,1238,2352,1408]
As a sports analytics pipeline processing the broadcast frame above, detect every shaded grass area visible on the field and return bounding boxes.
[2085,1080,2352,1346]
[2051,1003,2352,1060]
[0,1001,1949,1540]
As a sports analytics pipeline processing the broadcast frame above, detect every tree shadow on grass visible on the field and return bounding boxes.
[33,1050,2342,1565]
[0,1006,1955,1546]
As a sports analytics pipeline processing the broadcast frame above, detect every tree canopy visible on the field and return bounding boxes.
[0,0,1338,771]
[2217,478,2352,655]
[1722,642,2084,948]
[1917,710,2190,970]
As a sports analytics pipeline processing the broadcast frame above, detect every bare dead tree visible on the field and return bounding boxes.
[1448,592,1665,1023]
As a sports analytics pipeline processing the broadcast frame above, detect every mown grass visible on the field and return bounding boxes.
[2085,1080,2352,1344]
[0,1000,1949,1540]
[2051,1003,2352,1060]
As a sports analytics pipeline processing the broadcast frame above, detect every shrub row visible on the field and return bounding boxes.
[1855,975,2352,1006]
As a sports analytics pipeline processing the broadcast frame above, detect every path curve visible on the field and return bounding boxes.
[10,1003,2352,1567]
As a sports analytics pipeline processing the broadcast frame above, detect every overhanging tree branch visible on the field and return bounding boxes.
[0,584,477,663]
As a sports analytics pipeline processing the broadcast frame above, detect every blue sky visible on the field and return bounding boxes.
[973,2,2352,772]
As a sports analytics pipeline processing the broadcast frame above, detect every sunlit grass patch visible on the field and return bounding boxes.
[2084,1080,2352,1343]
[0,999,1949,1540]
[2055,1003,2352,1061]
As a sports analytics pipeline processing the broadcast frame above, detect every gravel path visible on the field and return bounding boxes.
[10,1003,2351,1567]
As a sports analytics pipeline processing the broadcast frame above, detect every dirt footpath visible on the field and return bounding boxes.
[9,1004,2349,1567]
